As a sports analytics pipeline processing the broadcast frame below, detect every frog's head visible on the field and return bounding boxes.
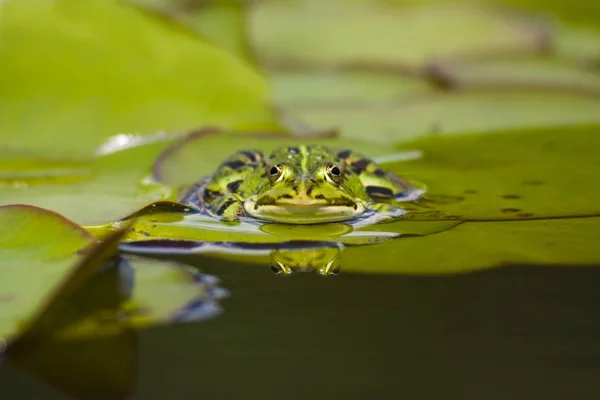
[244,160,367,224]
[269,247,342,276]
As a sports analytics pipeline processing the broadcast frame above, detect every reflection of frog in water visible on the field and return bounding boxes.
[181,145,420,225]
[269,246,342,276]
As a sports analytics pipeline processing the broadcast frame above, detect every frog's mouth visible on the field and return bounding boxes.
[243,196,366,224]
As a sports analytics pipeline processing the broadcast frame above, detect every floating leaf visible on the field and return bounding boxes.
[268,71,433,106]
[0,205,92,342]
[389,124,600,221]
[0,141,176,225]
[339,217,600,275]
[253,0,600,141]
[250,1,547,69]
[0,0,274,157]
[282,89,600,143]
[122,216,600,276]
[129,0,253,62]
[423,57,600,94]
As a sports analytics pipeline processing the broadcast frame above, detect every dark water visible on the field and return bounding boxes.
[2,261,600,399]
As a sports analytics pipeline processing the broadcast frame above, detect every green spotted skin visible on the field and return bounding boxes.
[183,145,416,224]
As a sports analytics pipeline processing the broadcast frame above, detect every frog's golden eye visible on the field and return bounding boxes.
[269,165,280,176]
[324,163,343,186]
[267,163,285,185]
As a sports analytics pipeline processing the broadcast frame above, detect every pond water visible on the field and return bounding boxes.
[1,260,599,399]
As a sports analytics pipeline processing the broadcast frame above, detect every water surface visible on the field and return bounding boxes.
[2,261,599,399]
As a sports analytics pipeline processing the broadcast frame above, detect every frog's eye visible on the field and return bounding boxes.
[325,163,343,186]
[267,164,285,185]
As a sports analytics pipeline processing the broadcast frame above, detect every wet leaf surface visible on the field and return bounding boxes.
[338,217,600,274]
[390,124,600,221]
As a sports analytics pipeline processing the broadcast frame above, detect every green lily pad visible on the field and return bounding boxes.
[0,141,176,225]
[122,215,600,276]
[117,211,453,246]
[249,1,547,69]
[339,216,600,275]
[388,124,600,221]
[0,0,274,157]
[423,57,600,94]
[0,204,225,344]
[0,205,92,342]
[129,0,253,62]
[252,0,600,142]
[286,90,600,143]
[269,71,433,106]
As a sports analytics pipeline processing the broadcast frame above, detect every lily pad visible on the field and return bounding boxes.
[423,57,600,94]
[0,205,93,342]
[339,216,600,275]
[0,0,274,157]
[251,0,600,142]
[0,204,225,344]
[389,124,600,221]
[286,90,600,143]
[268,71,433,106]
[117,211,458,246]
[249,0,547,69]
[119,216,600,276]
[0,141,176,226]
[128,0,253,62]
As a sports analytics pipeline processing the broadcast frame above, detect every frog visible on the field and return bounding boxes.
[180,145,420,224]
